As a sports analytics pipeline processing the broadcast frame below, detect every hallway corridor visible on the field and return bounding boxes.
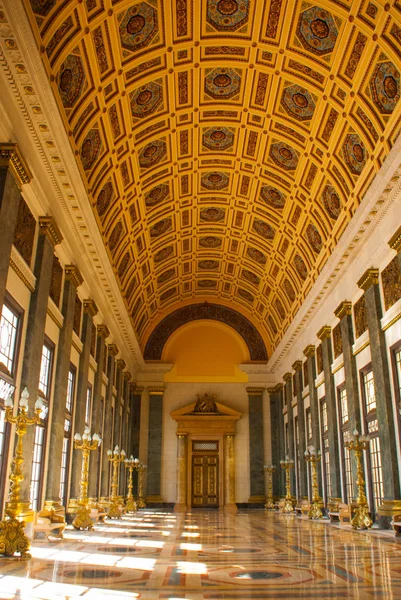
[1,510,401,599]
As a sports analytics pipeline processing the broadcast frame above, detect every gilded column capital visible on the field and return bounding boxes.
[133,386,144,395]
[123,371,131,382]
[246,387,265,395]
[116,359,126,371]
[177,433,187,439]
[38,216,63,246]
[83,299,98,317]
[388,225,401,253]
[0,143,32,187]
[148,387,165,396]
[334,301,352,319]
[303,344,315,358]
[97,324,110,339]
[357,268,379,291]
[317,325,331,340]
[267,383,283,394]
[283,372,292,382]
[107,343,119,357]
[292,360,302,371]
[64,265,83,288]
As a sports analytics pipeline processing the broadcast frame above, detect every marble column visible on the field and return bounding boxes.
[69,300,98,502]
[119,371,131,495]
[174,434,187,512]
[224,434,237,513]
[293,361,308,498]
[358,268,401,524]
[317,326,341,500]
[268,384,285,497]
[19,217,62,504]
[44,266,83,508]
[303,345,322,497]
[100,344,118,499]
[130,386,143,494]
[247,387,265,503]
[113,359,125,449]
[283,373,295,496]
[0,144,31,312]
[88,324,109,499]
[146,387,164,503]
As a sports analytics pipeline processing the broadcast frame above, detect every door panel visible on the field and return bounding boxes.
[192,453,219,507]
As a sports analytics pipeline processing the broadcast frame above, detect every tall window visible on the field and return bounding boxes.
[285,422,289,455]
[320,399,331,501]
[0,303,20,377]
[338,386,353,503]
[38,343,53,397]
[60,365,76,506]
[85,384,92,428]
[362,369,384,514]
[306,408,312,445]
[30,425,45,512]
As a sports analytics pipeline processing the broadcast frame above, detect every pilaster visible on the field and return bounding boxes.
[146,387,165,503]
[267,384,285,497]
[246,387,265,503]
[100,345,118,498]
[283,373,295,496]
[292,361,307,498]
[303,345,322,497]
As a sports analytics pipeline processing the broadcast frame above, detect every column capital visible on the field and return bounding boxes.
[303,344,315,357]
[292,360,302,371]
[148,387,165,396]
[123,371,131,382]
[116,359,126,371]
[267,383,283,393]
[334,301,352,319]
[0,143,32,187]
[132,385,144,395]
[389,225,401,253]
[38,216,63,246]
[246,387,265,395]
[283,372,292,382]
[357,268,379,291]
[177,433,187,439]
[107,343,119,357]
[317,325,331,340]
[97,324,109,339]
[64,265,83,288]
[83,299,98,317]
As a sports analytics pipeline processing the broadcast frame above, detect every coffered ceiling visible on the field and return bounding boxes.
[22,0,401,360]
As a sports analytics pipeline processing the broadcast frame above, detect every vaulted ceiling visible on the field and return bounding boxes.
[23,0,401,360]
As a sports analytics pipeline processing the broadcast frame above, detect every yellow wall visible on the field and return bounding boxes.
[162,320,249,382]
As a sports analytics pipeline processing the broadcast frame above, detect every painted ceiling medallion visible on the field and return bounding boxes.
[118,3,159,54]
[294,254,308,280]
[269,141,299,171]
[306,223,323,254]
[297,6,339,56]
[145,183,170,208]
[247,246,267,265]
[199,236,222,248]
[57,54,87,109]
[149,217,172,238]
[201,171,230,190]
[206,0,249,31]
[342,133,367,175]
[241,269,260,286]
[138,138,167,169]
[259,184,286,209]
[96,181,115,218]
[198,279,217,288]
[160,287,177,302]
[130,80,163,119]
[204,68,242,100]
[80,128,102,171]
[281,84,316,121]
[253,218,275,240]
[237,288,254,303]
[321,184,341,220]
[370,61,400,114]
[154,245,174,263]
[200,207,226,222]
[202,126,235,151]
[198,259,220,270]
[157,268,175,285]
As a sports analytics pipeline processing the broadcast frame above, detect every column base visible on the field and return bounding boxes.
[224,504,238,514]
[248,495,265,504]
[174,503,188,513]
[378,499,401,529]
[0,517,31,557]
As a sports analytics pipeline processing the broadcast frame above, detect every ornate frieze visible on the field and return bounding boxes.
[353,296,368,339]
[381,257,401,311]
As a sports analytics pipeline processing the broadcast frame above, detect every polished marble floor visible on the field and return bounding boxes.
[1,510,401,599]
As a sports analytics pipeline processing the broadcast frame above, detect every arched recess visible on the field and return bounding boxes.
[143,303,268,361]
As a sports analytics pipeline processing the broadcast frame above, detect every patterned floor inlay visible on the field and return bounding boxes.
[1,510,401,599]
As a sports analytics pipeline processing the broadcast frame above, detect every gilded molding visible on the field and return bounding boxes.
[317,325,331,340]
[116,359,126,371]
[292,360,302,371]
[83,299,98,317]
[303,344,315,358]
[246,387,265,395]
[283,372,292,382]
[9,245,36,292]
[64,265,83,288]
[357,268,379,291]
[334,301,352,319]
[107,343,119,357]
[388,225,401,253]
[38,216,63,246]
[148,387,165,395]
[97,324,110,339]
[0,143,32,187]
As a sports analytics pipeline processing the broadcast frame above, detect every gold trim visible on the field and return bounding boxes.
[83,299,98,317]
[334,301,352,319]
[148,387,165,395]
[352,340,370,356]
[292,360,302,371]
[0,143,32,187]
[267,383,283,393]
[357,268,379,291]
[382,310,401,332]
[388,225,401,253]
[38,216,63,246]
[246,387,265,395]
[303,345,315,358]
[64,265,83,287]
[317,325,331,340]
[10,248,35,292]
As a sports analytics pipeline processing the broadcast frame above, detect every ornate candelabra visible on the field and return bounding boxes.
[344,429,372,530]
[0,388,43,557]
[264,464,276,510]
[136,461,147,508]
[72,427,102,530]
[280,455,295,513]
[107,446,126,518]
[304,445,323,519]
[124,456,138,513]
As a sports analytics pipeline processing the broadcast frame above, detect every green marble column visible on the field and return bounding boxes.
[303,345,322,498]
[146,387,164,503]
[247,387,265,503]
[283,373,295,495]
[293,361,308,498]
[100,344,118,499]
[268,384,285,497]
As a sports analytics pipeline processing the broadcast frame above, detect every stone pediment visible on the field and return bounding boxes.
[170,397,241,435]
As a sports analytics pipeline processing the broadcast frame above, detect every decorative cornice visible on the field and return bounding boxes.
[357,268,379,291]
[0,143,32,187]
[107,343,119,357]
[317,325,331,340]
[334,301,352,319]
[10,245,36,292]
[246,387,265,395]
[267,383,283,394]
[148,387,165,396]
[303,344,315,358]
[64,264,83,288]
[38,216,63,246]
[97,324,110,339]
[292,360,302,371]
[83,299,98,317]
[283,372,292,382]
[389,225,401,253]
[123,371,131,382]
[116,359,126,371]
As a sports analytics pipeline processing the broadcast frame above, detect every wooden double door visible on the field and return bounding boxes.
[191,441,219,508]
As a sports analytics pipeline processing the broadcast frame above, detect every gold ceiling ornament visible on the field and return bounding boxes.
[21,0,401,353]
